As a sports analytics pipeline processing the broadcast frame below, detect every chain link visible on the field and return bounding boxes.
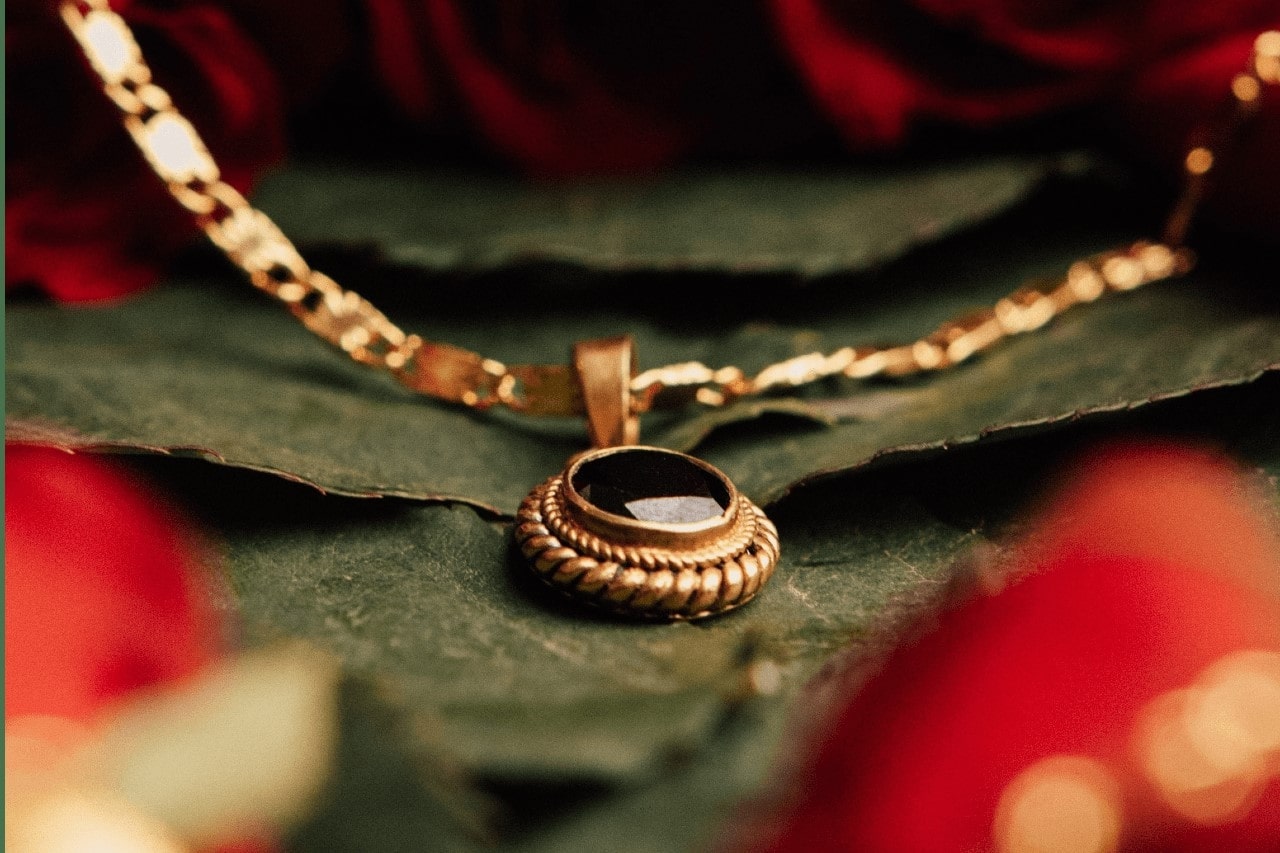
[60,0,1277,418]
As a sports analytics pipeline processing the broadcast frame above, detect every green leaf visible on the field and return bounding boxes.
[288,679,496,852]
[8,173,1277,512]
[141,376,1280,851]
[692,257,1280,504]
[206,466,973,780]
[491,701,794,853]
[9,154,1278,853]
[254,156,1070,276]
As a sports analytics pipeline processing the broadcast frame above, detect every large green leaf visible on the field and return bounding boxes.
[289,679,495,853]
[140,449,972,852]
[201,463,972,779]
[160,375,1280,852]
[254,156,1069,276]
[480,380,1280,853]
[9,154,1278,853]
[8,174,1278,512]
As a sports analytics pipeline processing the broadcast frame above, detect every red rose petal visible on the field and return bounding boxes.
[5,446,225,721]
[758,443,1280,852]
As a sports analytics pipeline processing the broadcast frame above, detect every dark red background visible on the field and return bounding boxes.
[7,0,1279,301]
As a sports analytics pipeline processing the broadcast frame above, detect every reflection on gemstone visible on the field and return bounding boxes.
[573,449,731,524]
[622,495,725,524]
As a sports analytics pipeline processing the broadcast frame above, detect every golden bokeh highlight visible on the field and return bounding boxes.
[994,755,1123,853]
[1135,690,1264,824]
[1135,650,1280,825]
[1133,243,1177,279]
[1066,261,1106,301]
[1232,73,1262,103]
[1200,650,1280,757]
[6,719,187,853]
[1100,256,1145,291]
[1184,147,1214,176]
[1255,31,1280,83]
[8,789,188,853]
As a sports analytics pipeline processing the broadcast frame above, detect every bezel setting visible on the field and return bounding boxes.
[515,446,780,620]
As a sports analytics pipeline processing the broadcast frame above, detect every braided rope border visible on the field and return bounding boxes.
[515,475,780,620]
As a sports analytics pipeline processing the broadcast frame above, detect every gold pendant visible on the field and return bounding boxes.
[515,337,779,620]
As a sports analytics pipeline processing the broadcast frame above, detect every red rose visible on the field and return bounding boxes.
[365,0,696,177]
[5,445,224,721]
[755,443,1280,852]
[7,2,1277,302]
[770,0,1280,236]
[5,445,299,853]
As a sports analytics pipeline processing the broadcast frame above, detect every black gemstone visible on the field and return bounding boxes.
[572,449,731,524]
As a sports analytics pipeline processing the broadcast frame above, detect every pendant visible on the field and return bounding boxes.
[515,337,779,620]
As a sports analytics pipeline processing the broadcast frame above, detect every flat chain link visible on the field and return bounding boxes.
[60,0,1278,418]
[60,1,426,373]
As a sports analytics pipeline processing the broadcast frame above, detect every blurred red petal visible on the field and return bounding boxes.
[759,443,1280,852]
[5,446,225,721]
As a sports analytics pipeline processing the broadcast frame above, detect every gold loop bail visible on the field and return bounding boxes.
[572,335,640,448]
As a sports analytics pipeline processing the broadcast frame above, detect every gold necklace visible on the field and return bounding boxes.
[60,0,1278,620]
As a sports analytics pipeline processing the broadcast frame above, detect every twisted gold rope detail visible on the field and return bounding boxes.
[515,482,780,619]
[59,1,1279,419]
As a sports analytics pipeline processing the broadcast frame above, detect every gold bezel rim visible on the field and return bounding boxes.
[542,479,758,571]
[562,446,739,549]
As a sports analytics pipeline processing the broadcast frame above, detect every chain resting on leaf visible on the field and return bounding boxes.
[59,0,1279,420]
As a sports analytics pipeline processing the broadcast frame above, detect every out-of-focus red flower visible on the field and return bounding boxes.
[7,1,1278,302]
[770,1,1280,229]
[757,443,1280,853]
[5,445,224,721]
[366,1,693,176]
[5,445,289,852]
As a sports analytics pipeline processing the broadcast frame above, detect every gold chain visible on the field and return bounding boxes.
[59,1,1279,418]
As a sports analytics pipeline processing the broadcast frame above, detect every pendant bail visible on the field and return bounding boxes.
[573,335,640,448]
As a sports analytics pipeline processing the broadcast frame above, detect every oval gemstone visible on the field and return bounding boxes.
[572,449,731,524]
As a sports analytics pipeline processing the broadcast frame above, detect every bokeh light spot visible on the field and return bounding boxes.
[1134,650,1280,825]
[994,755,1122,853]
